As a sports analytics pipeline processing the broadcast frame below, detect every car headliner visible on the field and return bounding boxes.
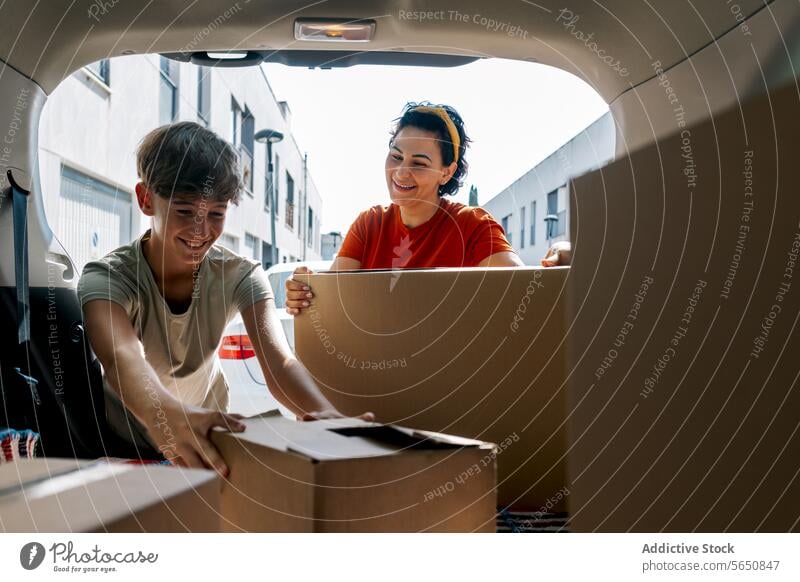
[0,0,770,103]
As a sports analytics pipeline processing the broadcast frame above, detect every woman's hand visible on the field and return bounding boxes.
[147,402,246,477]
[541,241,572,267]
[285,266,314,316]
[300,408,376,422]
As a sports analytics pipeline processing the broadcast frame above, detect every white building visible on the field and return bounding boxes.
[482,113,615,265]
[38,55,323,275]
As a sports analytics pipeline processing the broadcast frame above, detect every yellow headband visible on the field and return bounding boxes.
[411,106,461,163]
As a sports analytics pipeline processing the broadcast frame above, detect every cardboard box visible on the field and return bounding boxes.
[210,410,497,532]
[0,458,220,532]
[565,82,800,531]
[294,266,569,512]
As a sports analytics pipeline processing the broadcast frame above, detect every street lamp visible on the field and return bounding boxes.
[255,128,284,268]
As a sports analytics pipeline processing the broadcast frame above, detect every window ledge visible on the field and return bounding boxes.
[81,68,112,96]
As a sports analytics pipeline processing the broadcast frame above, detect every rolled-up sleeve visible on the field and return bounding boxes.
[468,208,516,265]
[336,211,368,261]
[233,262,274,312]
[77,260,135,313]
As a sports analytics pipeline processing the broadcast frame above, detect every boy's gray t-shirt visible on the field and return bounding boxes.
[77,229,274,449]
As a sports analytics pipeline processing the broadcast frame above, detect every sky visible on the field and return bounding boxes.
[261,58,608,234]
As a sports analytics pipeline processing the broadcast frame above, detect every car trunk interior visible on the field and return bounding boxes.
[1,0,799,530]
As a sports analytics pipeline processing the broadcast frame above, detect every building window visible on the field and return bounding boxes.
[297,191,304,239]
[501,214,512,247]
[240,107,255,195]
[261,242,274,270]
[231,98,241,146]
[546,189,558,239]
[546,187,567,238]
[159,56,179,125]
[230,99,254,195]
[244,233,260,261]
[285,172,295,229]
[530,201,536,246]
[197,67,211,126]
[519,205,526,249]
[307,207,314,248]
[85,59,110,86]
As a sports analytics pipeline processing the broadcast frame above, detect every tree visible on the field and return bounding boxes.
[468,184,478,206]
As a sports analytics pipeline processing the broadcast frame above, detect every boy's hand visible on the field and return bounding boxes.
[149,403,246,478]
[541,241,572,267]
[300,409,375,422]
[285,266,314,316]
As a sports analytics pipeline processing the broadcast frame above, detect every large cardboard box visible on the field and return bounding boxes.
[210,410,497,532]
[565,81,800,531]
[293,266,569,512]
[0,458,220,532]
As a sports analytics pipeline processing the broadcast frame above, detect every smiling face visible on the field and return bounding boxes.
[136,183,228,268]
[385,126,457,209]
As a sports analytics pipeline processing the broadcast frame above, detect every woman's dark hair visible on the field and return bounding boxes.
[137,121,243,205]
[390,102,471,197]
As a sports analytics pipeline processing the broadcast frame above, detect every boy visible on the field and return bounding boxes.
[78,122,372,477]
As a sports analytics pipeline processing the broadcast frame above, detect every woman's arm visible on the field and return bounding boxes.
[331,256,362,271]
[241,298,373,421]
[541,241,572,266]
[478,251,525,267]
[477,244,574,267]
[284,256,361,316]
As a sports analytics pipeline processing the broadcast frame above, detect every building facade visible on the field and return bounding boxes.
[482,113,615,265]
[38,55,323,275]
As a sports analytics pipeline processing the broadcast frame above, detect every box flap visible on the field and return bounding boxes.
[246,409,282,420]
[0,458,89,496]
[399,427,496,449]
[297,266,567,278]
[13,462,132,501]
[223,414,491,462]
[0,459,219,532]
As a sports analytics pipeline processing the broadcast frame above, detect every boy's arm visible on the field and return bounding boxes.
[82,300,245,475]
[240,299,374,421]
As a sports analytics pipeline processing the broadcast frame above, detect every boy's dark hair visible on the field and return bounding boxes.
[390,102,472,197]
[136,121,243,204]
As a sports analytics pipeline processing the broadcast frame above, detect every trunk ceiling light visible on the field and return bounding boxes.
[294,18,376,42]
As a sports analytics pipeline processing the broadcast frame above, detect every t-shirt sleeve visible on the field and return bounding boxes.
[336,211,368,261]
[233,261,275,312]
[77,260,136,313]
[468,208,517,265]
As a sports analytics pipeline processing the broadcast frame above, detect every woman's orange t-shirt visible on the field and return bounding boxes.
[337,198,516,269]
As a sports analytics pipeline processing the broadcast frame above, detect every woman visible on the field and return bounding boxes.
[285,102,569,315]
